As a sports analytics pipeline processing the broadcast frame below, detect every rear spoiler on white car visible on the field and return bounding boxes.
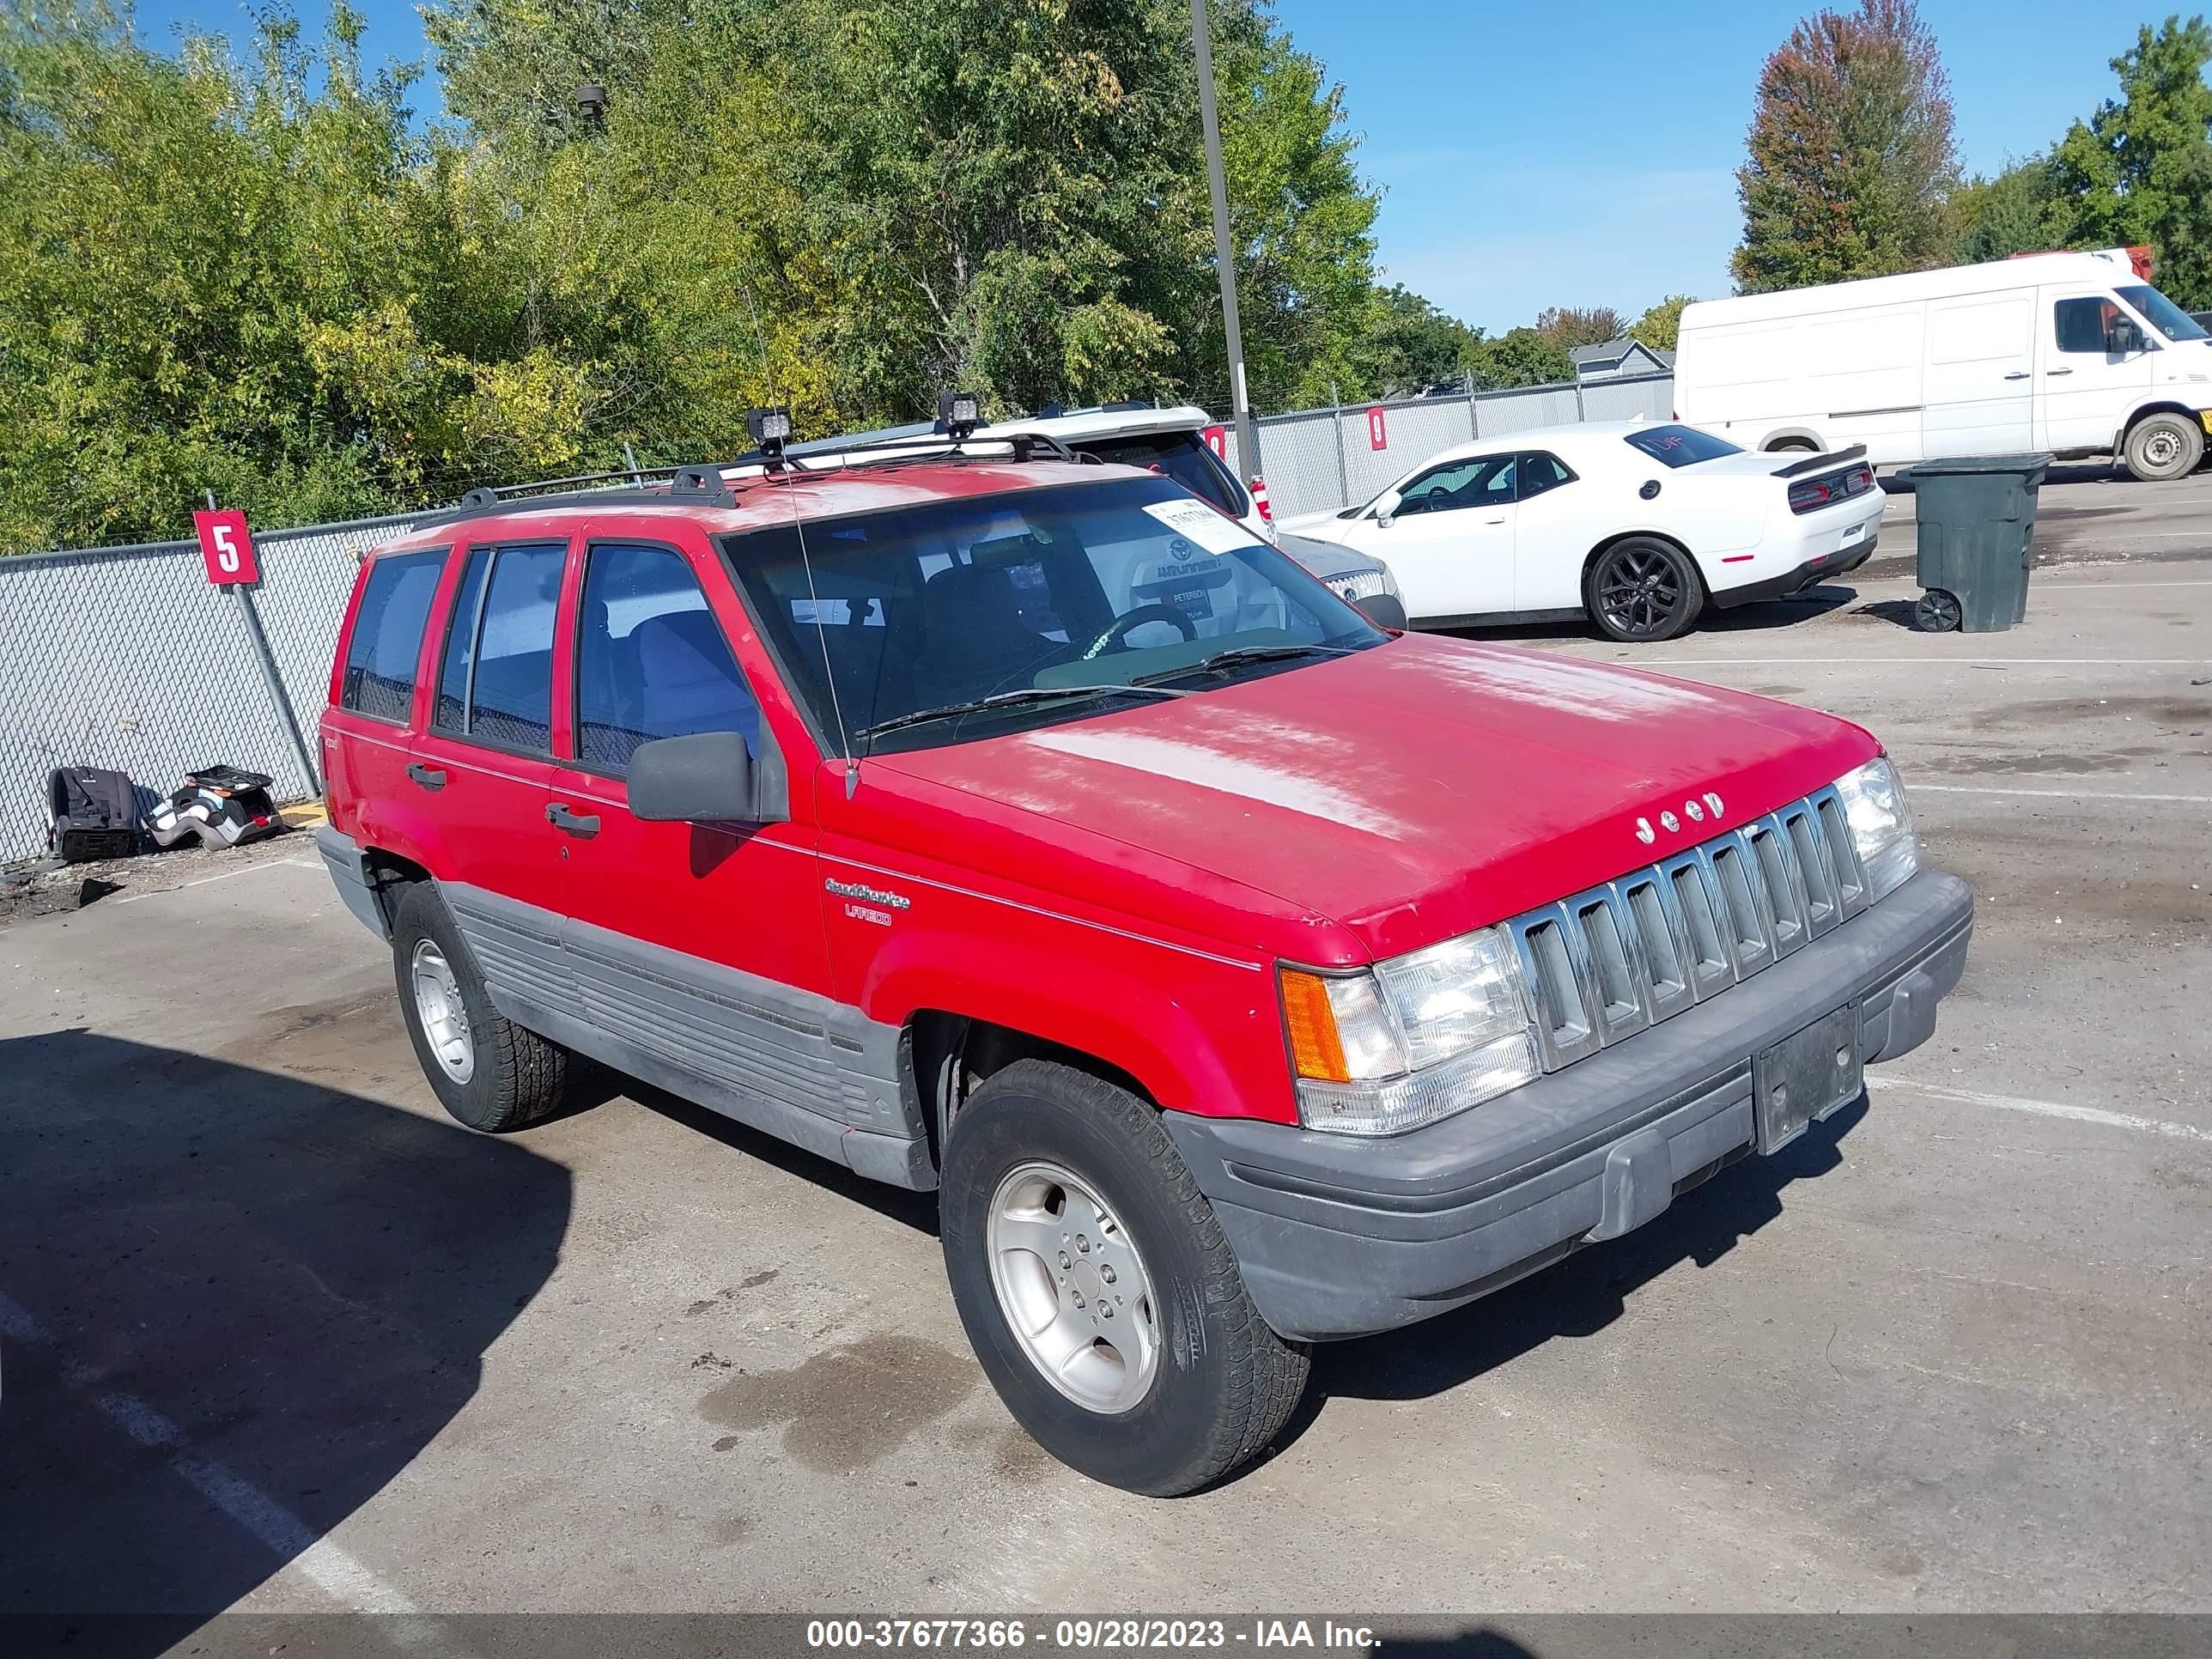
[1772,444,1868,478]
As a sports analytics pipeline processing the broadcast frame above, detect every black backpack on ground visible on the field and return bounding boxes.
[46,767,142,862]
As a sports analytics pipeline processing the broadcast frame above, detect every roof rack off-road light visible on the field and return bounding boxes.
[746,406,793,462]
[938,390,981,441]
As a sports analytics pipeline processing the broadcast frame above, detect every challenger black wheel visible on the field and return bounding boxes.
[939,1060,1309,1495]
[1586,538,1704,643]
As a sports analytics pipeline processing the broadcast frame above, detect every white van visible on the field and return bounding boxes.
[1674,252,2212,482]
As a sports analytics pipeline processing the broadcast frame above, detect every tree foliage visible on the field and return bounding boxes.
[1948,157,2072,264]
[0,0,1405,552]
[1465,328,1574,391]
[1534,307,1626,349]
[1629,295,1693,354]
[1352,284,1480,398]
[1734,0,1960,292]
[2048,15,2212,309]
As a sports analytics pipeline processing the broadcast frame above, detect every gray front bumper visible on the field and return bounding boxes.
[1166,868,1972,1341]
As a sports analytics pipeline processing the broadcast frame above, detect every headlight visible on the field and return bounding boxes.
[1279,927,1540,1135]
[1834,757,1917,900]
[1331,568,1397,604]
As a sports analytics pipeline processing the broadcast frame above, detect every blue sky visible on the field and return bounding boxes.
[138,0,2155,331]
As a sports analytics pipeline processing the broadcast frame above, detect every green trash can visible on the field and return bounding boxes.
[1896,453,2052,632]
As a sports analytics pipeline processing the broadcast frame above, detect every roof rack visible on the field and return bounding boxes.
[729,427,1082,476]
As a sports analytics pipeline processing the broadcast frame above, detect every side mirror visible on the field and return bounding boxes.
[1353,592,1408,631]
[2110,319,2148,355]
[628,731,757,822]
[1374,512,1395,530]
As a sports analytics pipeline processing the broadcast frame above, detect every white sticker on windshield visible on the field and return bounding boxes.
[1142,498,1261,556]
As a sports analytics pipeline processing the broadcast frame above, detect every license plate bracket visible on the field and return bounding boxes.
[1755,1002,1863,1153]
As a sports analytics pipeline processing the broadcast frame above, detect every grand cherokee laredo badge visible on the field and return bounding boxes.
[826,877,911,927]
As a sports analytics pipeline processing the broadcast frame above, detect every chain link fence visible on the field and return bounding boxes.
[0,372,1672,866]
[0,513,420,866]
[1220,371,1674,520]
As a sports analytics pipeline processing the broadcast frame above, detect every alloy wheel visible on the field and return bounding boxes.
[410,939,476,1084]
[1595,544,1684,638]
[986,1160,1160,1414]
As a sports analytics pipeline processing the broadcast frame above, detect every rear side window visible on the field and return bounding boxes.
[444,543,566,752]
[1076,432,1243,516]
[340,550,445,721]
[575,544,760,772]
[1516,453,1577,499]
[1624,424,1744,468]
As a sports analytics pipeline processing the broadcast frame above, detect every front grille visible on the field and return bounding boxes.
[1506,785,1869,1073]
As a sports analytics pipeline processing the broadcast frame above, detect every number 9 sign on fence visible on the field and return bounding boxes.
[192,507,259,586]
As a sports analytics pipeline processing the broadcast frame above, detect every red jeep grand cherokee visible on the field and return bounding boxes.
[319,431,1971,1495]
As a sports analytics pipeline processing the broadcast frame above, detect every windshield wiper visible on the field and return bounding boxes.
[853,684,1188,745]
[1127,642,1352,689]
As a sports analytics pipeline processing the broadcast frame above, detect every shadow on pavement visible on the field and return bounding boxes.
[1432,584,1858,649]
[0,1028,570,1652]
[1297,1097,1866,1423]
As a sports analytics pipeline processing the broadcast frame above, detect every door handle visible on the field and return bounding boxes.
[2046,368,2074,377]
[1484,517,1507,525]
[2002,372,2032,380]
[546,801,600,838]
[405,763,447,791]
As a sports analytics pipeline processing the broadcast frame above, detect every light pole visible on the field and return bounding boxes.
[1189,0,1261,481]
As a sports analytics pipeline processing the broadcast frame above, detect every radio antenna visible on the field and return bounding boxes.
[741,285,857,799]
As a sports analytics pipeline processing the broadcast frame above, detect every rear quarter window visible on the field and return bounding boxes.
[1624,425,1745,468]
[340,550,446,722]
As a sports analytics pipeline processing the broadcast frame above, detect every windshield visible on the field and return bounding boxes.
[2117,283,2209,342]
[1075,431,1245,516]
[1623,424,1745,467]
[722,475,1384,754]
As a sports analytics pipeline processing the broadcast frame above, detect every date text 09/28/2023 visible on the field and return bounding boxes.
[804,1618,1380,1650]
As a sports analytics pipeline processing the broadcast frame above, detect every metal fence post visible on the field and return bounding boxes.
[1332,398,1350,509]
[208,489,320,798]
[1468,387,1481,442]
[1574,380,1586,421]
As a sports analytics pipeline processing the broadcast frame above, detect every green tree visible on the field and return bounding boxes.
[1187,7,1381,414]
[1733,0,1960,292]
[1629,294,1694,353]
[1352,283,1480,398]
[1949,156,2072,264]
[2048,15,2212,309]
[1464,327,1574,391]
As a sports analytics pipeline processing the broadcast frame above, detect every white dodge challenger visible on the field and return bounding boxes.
[1280,420,1887,643]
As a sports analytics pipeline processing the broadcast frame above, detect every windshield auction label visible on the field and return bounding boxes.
[1141,499,1261,556]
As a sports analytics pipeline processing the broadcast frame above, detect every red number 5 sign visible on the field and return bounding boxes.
[193,508,259,586]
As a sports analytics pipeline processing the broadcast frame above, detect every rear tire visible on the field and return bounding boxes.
[2121,413,2204,483]
[391,882,569,1133]
[939,1060,1309,1495]
[1585,538,1705,643]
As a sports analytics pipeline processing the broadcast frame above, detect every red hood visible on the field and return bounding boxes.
[872,633,1878,963]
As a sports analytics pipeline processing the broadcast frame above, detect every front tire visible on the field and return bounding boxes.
[1585,538,1705,642]
[391,882,570,1133]
[939,1060,1309,1495]
[2122,413,2204,483]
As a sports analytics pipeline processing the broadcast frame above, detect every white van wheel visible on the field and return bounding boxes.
[2122,414,2204,483]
